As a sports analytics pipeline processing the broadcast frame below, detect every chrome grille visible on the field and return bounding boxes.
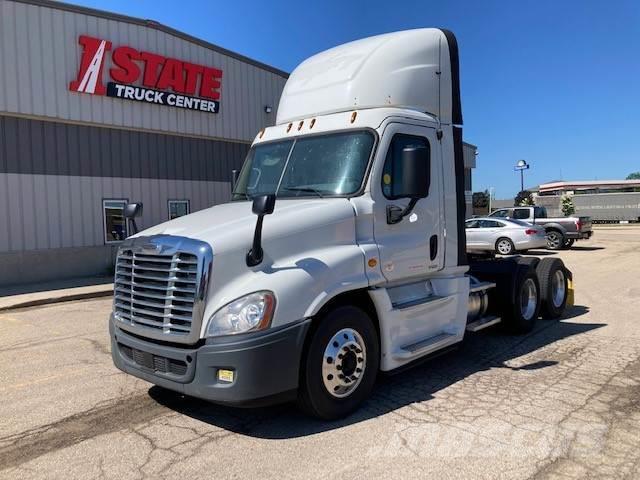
[113,236,212,343]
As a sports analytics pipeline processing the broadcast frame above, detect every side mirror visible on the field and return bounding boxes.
[246,194,276,267]
[124,203,143,219]
[387,146,430,224]
[252,194,276,216]
[123,202,143,236]
[391,145,430,199]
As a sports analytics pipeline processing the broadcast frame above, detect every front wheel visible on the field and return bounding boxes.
[297,306,379,420]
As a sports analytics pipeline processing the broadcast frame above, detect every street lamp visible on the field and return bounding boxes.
[514,159,530,192]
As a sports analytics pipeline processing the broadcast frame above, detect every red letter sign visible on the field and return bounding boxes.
[69,35,112,95]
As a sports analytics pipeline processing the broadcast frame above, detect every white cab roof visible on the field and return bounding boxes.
[276,28,462,126]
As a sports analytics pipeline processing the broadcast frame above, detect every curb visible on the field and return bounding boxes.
[0,286,113,312]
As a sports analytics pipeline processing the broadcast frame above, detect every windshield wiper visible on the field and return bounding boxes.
[282,187,326,199]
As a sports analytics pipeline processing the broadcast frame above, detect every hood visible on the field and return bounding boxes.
[136,198,357,255]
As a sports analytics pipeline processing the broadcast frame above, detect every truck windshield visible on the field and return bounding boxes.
[232,131,375,200]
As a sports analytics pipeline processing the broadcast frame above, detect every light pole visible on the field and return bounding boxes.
[514,159,530,192]
[488,186,495,213]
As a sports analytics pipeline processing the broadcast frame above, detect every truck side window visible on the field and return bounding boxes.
[513,209,529,220]
[382,134,430,199]
[534,206,547,218]
[491,209,508,218]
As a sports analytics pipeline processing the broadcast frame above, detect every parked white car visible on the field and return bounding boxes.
[466,217,547,255]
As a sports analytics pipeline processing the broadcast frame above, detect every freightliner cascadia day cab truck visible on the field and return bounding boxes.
[111,29,573,419]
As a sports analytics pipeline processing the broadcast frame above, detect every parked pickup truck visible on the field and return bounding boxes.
[488,206,593,250]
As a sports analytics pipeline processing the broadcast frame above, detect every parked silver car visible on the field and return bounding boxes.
[466,217,547,255]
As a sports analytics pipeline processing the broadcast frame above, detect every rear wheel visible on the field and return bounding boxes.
[546,230,564,250]
[297,306,379,420]
[536,258,568,319]
[502,266,540,333]
[496,237,516,255]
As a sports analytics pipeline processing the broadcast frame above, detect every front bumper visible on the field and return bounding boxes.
[110,315,311,407]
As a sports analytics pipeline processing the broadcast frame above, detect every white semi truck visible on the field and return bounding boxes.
[111,29,573,419]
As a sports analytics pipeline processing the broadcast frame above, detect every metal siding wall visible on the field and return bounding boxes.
[0,0,287,142]
[0,115,250,181]
[0,172,232,252]
[0,115,249,253]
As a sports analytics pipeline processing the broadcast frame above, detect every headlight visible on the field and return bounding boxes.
[205,291,276,337]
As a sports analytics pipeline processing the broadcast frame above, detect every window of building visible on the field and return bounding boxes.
[382,134,431,199]
[103,200,127,243]
[168,200,190,220]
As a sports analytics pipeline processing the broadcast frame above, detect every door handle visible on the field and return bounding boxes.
[429,235,438,261]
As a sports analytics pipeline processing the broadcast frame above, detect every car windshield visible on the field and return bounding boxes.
[232,131,375,200]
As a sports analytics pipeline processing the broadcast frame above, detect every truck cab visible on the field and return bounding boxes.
[110,29,572,419]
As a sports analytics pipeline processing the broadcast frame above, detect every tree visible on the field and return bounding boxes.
[472,190,489,209]
[515,190,534,207]
[626,172,640,180]
[561,194,575,216]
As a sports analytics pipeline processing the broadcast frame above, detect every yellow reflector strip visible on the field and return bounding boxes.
[567,278,575,307]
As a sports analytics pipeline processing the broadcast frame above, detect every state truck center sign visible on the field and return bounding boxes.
[69,35,222,113]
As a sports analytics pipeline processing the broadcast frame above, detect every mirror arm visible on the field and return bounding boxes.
[246,214,266,267]
[387,198,419,224]
[128,218,138,236]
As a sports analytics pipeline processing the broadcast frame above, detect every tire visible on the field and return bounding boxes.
[495,237,516,255]
[536,258,568,319]
[563,239,575,249]
[546,230,564,250]
[502,265,540,333]
[297,305,379,420]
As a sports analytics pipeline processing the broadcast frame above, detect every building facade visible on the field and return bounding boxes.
[0,0,288,287]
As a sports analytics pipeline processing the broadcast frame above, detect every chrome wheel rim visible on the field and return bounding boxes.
[520,278,537,321]
[497,240,512,255]
[322,328,366,398]
[546,232,561,249]
[552,270,566,308]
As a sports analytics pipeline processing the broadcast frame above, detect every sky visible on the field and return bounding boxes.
[71,0,640,199]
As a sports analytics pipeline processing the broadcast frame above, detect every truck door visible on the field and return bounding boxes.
[372,124,443,282]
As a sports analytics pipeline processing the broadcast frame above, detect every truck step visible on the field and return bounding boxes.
[466,315,501,332]
[469,281,496,293]
[394,332,458,360]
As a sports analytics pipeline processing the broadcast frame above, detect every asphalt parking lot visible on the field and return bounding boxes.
[1,226,639,480]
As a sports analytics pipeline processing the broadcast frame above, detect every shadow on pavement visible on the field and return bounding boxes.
[522,250,558,256]
[568,246,605,251]
[150,304,600,439]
